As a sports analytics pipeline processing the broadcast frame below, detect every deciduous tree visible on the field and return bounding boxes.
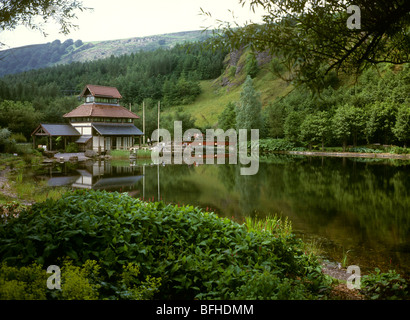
[207,0,410,90]
[393,103,410,148]
[300,111,330,150]
[332,104,364,151]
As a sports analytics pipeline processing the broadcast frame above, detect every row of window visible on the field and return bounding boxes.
[85,96,119,104]
[71,117,134,123]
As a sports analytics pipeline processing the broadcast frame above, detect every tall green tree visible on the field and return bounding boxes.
[364,101,397,144]
[300,111,330,151]
[0,100,43,138]
[245,52,259,78]
[218,102,237,131]
[0,127,12,153]
[393,103,410,148]
[264,102,286,138]
[332,104,364,151]
[236,76,263,133]
[284,111,303,143]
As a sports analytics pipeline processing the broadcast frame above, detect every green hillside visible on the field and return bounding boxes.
[0,30,211,77]
[163,49,293,128]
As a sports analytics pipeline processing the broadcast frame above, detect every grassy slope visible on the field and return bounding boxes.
[162,51,293,128]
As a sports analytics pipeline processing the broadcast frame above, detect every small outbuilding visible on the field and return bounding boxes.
[31,123,81,151]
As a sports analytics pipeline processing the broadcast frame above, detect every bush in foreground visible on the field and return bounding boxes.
[0,190,330,299]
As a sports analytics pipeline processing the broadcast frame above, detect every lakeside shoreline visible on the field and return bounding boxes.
[275,150,410,160]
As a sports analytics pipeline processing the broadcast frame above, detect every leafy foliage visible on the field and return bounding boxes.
[209,0,410,89]
[58,259,101,300]
[0,259,161,300]
[65,142,79,153]
[0,189,329,300]
[0,201,26,223]
[263,65,410,149]
[393,103,410,147]
[300,111,330,150]
[0,262,47,300]
[0,101,43,138]
[258,139,298,153]
[0,1,87,44]
[361,268,409,300]
[0,128,13,153]
[332,104,364,150]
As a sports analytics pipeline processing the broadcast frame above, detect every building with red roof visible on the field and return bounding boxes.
[32,85,144,152]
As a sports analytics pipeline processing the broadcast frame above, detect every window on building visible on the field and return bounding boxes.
[95,97,118,104]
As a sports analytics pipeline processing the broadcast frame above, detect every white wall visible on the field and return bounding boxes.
[71,123,92,135]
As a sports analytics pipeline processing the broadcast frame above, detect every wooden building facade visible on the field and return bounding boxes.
[32,84,144,153]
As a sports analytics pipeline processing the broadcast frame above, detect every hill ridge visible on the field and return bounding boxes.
[0,30,211,77]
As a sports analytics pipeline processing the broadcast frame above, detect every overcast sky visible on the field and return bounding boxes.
[0,0,265,49]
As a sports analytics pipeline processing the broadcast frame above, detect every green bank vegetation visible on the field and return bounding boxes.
[0,189,408,300]
[0,189,330,300]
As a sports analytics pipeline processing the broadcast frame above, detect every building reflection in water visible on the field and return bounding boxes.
[44,161,145,198]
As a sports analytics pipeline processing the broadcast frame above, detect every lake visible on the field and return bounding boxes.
[32,154,410,277]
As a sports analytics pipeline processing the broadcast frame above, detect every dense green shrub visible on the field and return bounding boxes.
[0,190,329,299]
[229,270,314,300]
[258,138,303,153]
[57,259,101,300]
[0,262,47,300]
[65,142,79,153]
[0,259,160,300]
[348,147,383,153]
[10,133,27,143]
[361,268,409,300]
[0,201,26,223]
[389,146,410,154]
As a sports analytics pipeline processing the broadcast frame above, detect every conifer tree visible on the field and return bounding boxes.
[236,76,263,133]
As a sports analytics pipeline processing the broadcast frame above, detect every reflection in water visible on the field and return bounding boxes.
[37,155,410,277]
[41,161,144,197]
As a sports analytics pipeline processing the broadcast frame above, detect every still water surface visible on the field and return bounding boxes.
[33,154,410,277]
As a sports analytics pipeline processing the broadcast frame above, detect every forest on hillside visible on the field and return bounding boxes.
[217,64,410,151]
[0,39,85,76]
[0,41,227,144]
[0,31,212,77]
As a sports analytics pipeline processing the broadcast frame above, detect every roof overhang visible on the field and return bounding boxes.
[31,124,81,137]
[80,84,122,99]
[92,123,144,136]
[75,135,93,143]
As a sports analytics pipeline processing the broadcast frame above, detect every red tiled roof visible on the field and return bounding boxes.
[63,104,139,119]
[80,84,122,99]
